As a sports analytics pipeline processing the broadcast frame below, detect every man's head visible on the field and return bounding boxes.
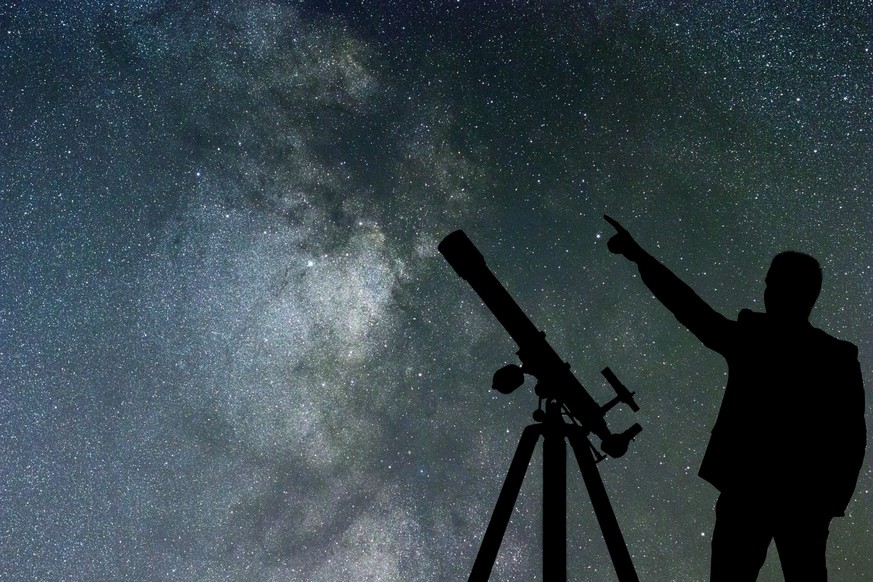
[764,251,822,323]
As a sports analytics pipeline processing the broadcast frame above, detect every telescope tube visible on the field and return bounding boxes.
[438,230,614,441]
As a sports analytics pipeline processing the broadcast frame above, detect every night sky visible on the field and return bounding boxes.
[2,1,871,580]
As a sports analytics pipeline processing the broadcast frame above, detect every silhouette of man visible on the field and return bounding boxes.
[603,215,866,581]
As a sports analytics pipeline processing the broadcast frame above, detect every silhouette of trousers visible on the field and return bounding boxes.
[710,491,831,582]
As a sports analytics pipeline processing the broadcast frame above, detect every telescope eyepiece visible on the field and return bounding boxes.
[600,423,643,459]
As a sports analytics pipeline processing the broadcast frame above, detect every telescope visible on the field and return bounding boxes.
[439,229,642,582]
[438,230,641,457]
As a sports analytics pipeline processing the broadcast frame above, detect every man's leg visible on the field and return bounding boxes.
[773,512,831,582]
[710,492,773,582]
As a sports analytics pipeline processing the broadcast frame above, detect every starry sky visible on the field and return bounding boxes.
[2,1,871,580]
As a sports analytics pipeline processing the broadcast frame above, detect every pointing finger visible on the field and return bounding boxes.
[603,214,626,233]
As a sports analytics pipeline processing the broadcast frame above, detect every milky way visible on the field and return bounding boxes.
[3,2,871,580]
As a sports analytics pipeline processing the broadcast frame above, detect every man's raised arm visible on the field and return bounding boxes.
[603,215,733,354]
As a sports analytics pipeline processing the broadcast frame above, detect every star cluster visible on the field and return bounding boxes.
[2,1,871,580]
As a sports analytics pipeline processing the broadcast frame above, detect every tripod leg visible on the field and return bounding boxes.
[543,410,567,582]
[567,428,640,582]
[469,424,542,582]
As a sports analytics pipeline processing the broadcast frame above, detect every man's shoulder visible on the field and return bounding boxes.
[736,309,769,332]
[737,308,764,324]
[811,326,859,360]
[736,309,859,358]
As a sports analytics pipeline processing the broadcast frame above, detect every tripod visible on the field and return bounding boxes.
[469,399,640,582]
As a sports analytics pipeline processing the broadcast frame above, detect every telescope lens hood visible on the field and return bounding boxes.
[438,230,486,281]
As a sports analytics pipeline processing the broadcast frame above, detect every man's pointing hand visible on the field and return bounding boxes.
[604,215,645,262]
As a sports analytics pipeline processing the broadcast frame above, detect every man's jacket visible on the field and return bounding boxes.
[634,252,866,516]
